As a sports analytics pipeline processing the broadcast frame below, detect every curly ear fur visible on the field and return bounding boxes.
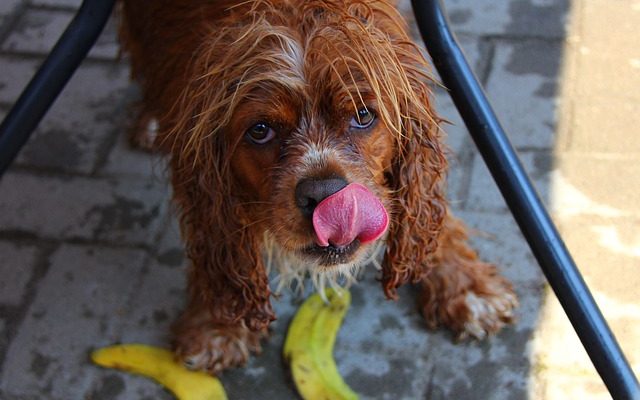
[168,135,275,331]
[381,44,448,300]
[157,15,289,331]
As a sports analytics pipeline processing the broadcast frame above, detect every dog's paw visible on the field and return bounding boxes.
[173,324,264,375]
[420,262,519,340]
[456,285,518,340]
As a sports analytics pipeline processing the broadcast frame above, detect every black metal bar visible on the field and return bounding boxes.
[0,0,116,176]
[411,1,640,398]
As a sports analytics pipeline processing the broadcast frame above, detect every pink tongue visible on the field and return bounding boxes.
[312,183,389,247]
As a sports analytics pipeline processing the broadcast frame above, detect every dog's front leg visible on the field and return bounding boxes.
[172,291,268,374]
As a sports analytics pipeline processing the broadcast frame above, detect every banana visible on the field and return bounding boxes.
[284,288,358,400]
[91,344,227,400]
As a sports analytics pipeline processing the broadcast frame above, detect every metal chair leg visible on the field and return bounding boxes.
[411,1,640,398]
[0,0,116,176]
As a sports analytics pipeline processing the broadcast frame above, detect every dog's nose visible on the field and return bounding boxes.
[295,177,348,217]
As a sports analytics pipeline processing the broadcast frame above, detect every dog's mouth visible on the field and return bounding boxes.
[302,240,361,266]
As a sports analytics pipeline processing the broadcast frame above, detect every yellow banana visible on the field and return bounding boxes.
[91,344,227,400]
[284,289,358,400]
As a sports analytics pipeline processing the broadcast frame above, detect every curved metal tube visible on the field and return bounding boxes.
[0,0,116,176]
[411,1,640,398]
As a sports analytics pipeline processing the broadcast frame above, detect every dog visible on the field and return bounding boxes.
[118,0,518,374]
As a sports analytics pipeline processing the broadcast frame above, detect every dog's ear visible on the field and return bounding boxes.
[381,54,448,300]
[169,139,275,330]
[163,63,275,331]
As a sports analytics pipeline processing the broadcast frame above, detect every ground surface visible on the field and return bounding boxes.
[0,0,638,399]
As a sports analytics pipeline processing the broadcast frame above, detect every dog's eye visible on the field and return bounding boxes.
[350,107,376,129]
[246,122,275,145]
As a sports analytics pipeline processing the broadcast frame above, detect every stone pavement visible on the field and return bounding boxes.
[0,0,637,399]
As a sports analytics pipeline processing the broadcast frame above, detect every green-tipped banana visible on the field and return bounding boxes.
[91,344,227,400]
[284,289,358,400]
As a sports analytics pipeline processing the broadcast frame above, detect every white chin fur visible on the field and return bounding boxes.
[263,232,383,301]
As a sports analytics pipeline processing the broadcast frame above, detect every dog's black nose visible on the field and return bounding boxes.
[295,177,348,217]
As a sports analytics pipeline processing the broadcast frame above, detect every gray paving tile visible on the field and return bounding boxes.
[153,216,185,269]
[439,0,569,38]
[1,8,118,60]
[0,241,39,306]
[453,209,544,287]
[0,172,170,245]
[465,150,553,214]
[116,262,186,346]
[98,124,169,180]
[0,0,24,32]
[11,62,132,174]
[435,89,472,157]
[0,244,146,399]
[0,57,41,105]
[1,8,73,54]
[89,263,184,400]
[30,0,81,8]
[0,0,23,16]
[485,40,564,150]
[88,15,120,60]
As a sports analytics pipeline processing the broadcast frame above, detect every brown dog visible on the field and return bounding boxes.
[119,0,518,374]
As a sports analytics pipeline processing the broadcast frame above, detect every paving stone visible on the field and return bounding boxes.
[557,215,640,306]
[485,40,564,150]
[227,209,538,400]
[0,244,146,399]
[1,8,73,54]
[0,57,41,105]
[110,216,184,344]
[569,97,640,154]
[554,154,640,216]
[425,34,483,88]
[396,0,483,62]
[436,0,570,38]
[446,154,469,208]
[98,122,169,179]
[0,318,7,358]
[116,262,186,346]
[435,88,472,156]
[575,0,640,101]
[529,287,636,400]
[153,216,185,269]
[434,87,476,204]
[0,172,170,245]
[454,210,544,287]
[1,8,119,60]
[466,150,554,213]
[12,62,132,174]
[92,262,184,400]
[86,372,173,400]
[0,0,23,29]
[0,241,39,306]
[88,15,120,60]
[339,273,535,399]
[0,0,637,399]
[30,0,81,8]
[0,0,23,16]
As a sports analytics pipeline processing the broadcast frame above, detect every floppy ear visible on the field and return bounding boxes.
[381,61,448,300]
[168,134,275,331]
[157,35,276,330]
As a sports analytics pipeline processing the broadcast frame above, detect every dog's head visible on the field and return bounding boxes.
[165,0,447,328]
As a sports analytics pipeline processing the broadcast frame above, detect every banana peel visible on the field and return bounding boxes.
[92,289,356,400]
[284,289,358,400]
[91,344,227,400]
